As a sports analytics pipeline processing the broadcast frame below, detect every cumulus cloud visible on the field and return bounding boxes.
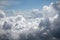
[0,10,6,18]
[50,1,60,39]
[3,21,13,30]
[41,3,57,17]
[0,0,60,40]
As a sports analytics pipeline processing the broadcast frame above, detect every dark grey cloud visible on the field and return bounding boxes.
[2,21,12,30]
[0,13,5,18]
[51,1,60,39]
[0,34,9,40]
[38,0,60,40]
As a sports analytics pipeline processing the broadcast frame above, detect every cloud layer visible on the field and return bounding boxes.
[0,1,60,40]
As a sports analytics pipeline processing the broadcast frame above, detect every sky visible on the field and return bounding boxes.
[0,0,57,10]
[0,0,60,40]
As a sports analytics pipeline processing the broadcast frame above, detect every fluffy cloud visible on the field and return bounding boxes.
[0,10,6,18]
[3,21,13,30]
[41,3,57,17]
[0,1,60,40]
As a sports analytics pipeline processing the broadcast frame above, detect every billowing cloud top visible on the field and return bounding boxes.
[0,0,60,40]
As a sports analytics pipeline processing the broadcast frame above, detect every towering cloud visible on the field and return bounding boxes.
[51,1,60,39]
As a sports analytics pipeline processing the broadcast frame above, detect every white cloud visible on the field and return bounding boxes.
[0,10,6,18]
[41,3,57,17]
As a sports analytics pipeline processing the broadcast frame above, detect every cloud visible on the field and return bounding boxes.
[41,3,57,17]
[0,10,6,18]
[13,9,43,19]
[13,3,57,19]
[50,1,60,39]
[2,21,13,30]
[0,10,41,40]
[0,0,60,40]
[0,0,21,9]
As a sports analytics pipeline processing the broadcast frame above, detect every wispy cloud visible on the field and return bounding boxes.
[0,0,22,9]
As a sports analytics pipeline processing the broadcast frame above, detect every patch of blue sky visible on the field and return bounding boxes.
[2,0,57,10]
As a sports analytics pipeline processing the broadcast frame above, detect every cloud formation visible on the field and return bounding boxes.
[51,1,60,39]
[0,1,60,40]
[0,10,6,18]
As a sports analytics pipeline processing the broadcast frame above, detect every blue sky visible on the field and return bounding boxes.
[0,0,57,10]
[16,0,57,10]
